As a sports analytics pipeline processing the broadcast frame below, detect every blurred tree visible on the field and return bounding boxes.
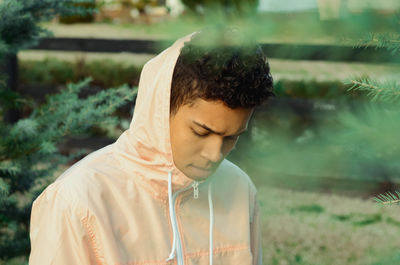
[59,1,97,24]
[317,0,341,20]
[97,0,163,23]
[346,13,400,206]
[0,0,136,261]
[181,0,259,16]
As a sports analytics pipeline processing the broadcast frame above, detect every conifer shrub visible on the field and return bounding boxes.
[0,0,137,262]
[0,77,137,260]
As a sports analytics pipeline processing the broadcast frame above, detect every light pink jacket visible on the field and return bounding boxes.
[29,34,262,265]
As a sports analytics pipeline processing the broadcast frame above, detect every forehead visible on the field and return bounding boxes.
[180,98,253,133]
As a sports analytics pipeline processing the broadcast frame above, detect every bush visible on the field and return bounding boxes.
[274,79,366,100]
[181,0,259,15]
[0,78,137,261]
[19,57,142,88]
[58,1,97,24]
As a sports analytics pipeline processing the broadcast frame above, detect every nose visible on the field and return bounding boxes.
[200,137,223,163]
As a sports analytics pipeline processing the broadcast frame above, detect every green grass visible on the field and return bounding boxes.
[258,185,400,265]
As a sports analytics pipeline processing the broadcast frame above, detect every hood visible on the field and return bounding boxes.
[113,33,197,199]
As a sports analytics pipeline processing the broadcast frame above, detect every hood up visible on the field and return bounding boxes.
[113,33,197,199]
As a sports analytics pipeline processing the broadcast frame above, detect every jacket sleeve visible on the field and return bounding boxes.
[250,195,263,265]
[29,184,99,265]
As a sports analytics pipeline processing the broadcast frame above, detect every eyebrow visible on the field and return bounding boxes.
[192,121,248,136]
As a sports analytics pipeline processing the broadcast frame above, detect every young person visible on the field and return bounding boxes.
[29,30,274,265]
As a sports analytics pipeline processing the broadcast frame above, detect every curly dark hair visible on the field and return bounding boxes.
[170,30,274,115]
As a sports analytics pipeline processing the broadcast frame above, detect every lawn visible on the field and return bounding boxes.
[259,185,400,265]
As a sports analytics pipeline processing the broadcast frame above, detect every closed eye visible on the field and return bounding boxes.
[191,128,209,138]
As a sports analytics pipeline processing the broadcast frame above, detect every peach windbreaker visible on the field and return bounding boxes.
[29,33,263,265]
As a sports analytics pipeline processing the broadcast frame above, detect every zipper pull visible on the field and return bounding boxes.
[192,181,199,199]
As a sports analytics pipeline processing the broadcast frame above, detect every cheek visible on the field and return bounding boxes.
[183,134,203,155]
[171,129,201,158]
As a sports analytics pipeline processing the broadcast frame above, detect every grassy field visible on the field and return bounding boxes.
[259,185,400,265]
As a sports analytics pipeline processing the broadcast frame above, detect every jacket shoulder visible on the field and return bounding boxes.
[40,145,119,208]
[215,159,257,195]
[218,160,260,222]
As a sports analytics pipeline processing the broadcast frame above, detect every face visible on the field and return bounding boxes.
[170,98,253,181]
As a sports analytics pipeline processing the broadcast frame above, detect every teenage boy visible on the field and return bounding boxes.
[29,30,274,265]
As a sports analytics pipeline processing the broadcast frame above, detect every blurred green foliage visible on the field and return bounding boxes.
[0,0,95,55]
[274,79,360,99]
[222,11,400,195]
[19,57,142,88]
[59,1,97,24]
[181,0,258,16]
[145,9,398,49]
[0,77,136,261]
[18,57,380,100]
[0,0,135,262]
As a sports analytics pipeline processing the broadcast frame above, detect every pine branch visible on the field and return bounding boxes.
[0,178,10,202]
[348,78,400,103]
[0,161,20,176]
[373,191,400,206]
[353,14,400,54]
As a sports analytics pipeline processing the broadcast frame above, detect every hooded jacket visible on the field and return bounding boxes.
[29,33,262,265]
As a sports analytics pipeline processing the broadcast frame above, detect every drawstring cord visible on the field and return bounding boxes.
[208,182,214,265]
[166,171,214,265]
[166,171,177,261]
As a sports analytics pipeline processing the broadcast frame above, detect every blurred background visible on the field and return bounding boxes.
[1,0,400,264]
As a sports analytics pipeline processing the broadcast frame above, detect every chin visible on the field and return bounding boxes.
[187,167,215,181]
[189,174,209,181]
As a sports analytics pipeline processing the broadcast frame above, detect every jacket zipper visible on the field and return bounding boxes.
[170,180,199,265]
[192,181,199,199]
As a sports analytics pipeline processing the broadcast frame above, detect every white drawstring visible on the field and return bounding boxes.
[166,171,177,262]
[208,182,214,265]
[165,170,214,265]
